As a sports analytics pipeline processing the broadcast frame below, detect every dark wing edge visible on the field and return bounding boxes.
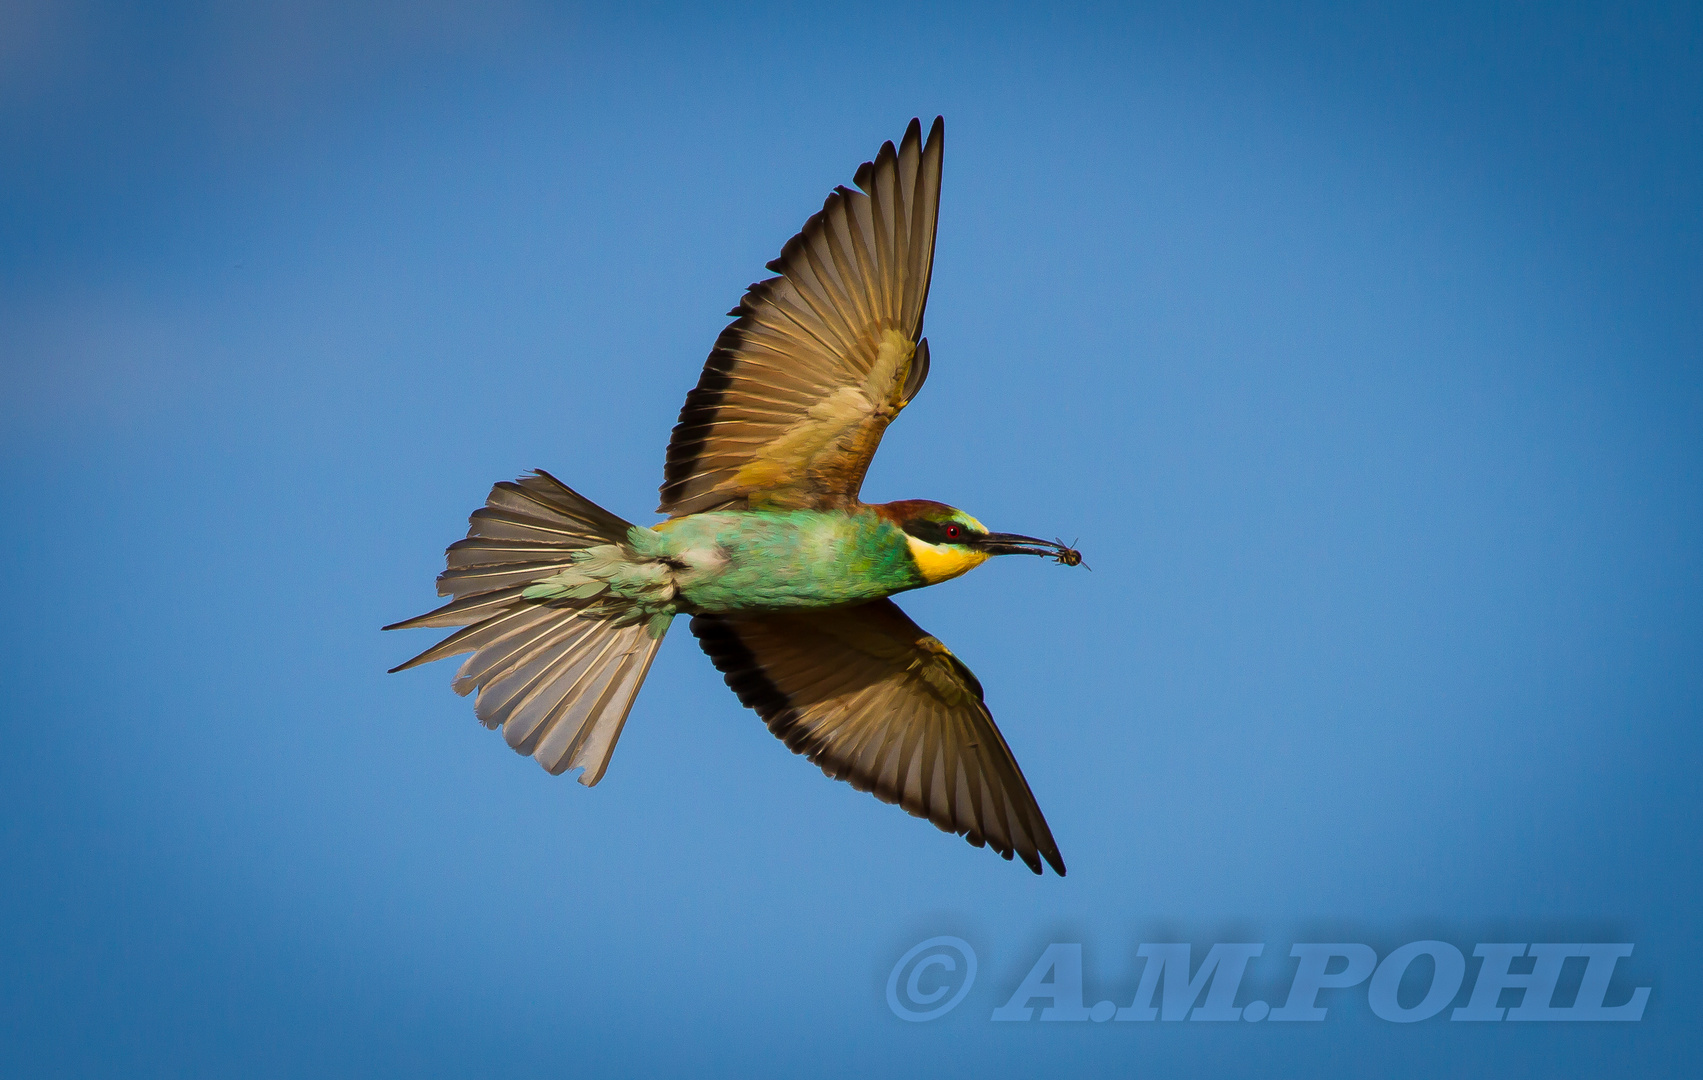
[659,116,945,516]
[690,599,1065,876]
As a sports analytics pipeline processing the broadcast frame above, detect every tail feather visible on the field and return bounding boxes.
[488,622,601,750]
[444,536,577,568]
[387,471,669,785]
[485,470,634,540]
[389,594,553,675]
[458,605,596,700]
[464,506,593,544]
[436,559,588,599]
[552,637,660,782]
[383,585,531,639]
[505,621,661,781]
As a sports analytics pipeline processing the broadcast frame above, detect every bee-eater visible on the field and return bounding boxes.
[387,117,1080,875]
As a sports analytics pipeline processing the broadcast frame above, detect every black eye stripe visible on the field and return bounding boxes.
[902,518,973,545]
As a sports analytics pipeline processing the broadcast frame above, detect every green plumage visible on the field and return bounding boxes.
[521,509,923,635]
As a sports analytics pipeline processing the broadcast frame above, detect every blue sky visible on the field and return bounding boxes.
[2,2,1698,1076]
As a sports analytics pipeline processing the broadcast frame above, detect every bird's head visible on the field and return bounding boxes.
[877,499,1082,586]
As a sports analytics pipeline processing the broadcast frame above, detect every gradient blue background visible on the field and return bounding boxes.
[3,2,1698,1076]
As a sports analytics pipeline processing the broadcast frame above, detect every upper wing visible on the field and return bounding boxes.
[690,599,1065,875]
[659,117,944,516]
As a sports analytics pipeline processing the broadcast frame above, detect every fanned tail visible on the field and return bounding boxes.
[386,471,668,785]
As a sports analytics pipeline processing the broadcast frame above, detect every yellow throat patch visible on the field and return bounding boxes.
[905,535,991,585]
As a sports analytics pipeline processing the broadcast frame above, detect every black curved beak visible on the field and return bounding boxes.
[978,532,1084,566]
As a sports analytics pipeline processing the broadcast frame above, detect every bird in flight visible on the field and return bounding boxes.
[387,117,1081,875]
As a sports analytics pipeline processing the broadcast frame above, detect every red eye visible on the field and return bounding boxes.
[944,523,962,540]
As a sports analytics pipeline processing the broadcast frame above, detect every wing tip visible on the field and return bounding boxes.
[1007,840,1066,877]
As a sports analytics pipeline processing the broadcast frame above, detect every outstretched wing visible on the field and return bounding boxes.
[691,599,1065,875]
[659,117,944,516]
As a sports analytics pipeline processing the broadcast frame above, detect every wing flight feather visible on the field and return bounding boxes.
[659,118,945,516]
[690,599,1065,875]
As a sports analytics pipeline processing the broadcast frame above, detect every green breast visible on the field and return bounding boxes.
[650,508,922,613]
